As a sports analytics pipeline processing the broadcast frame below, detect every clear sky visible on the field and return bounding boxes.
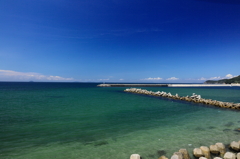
[0,0,239,83]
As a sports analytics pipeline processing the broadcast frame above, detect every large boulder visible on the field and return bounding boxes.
[223,152,236,159]
[130,154,141,159]
[237,153,240,159]
[230,141,240,151]
[171,154,182,159]
[216,143,226,157]
[200,146,211,159]
[179,149,190,159]
[210,145,220,154]
[194,148,204,157]
[159,155,168,159]
[170,155,176,159]
[214,157,222,159]
[173,152,183,159]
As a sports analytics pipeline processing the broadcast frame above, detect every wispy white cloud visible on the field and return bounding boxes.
[0,70,74,81]
[198,77,207,80]
[166,77,179,80]
[209,76,221,80]
[142,77,163,80]
[225,74,234,79]
[98,78,110,81]
[198,74,236,81]
[119,79,124,81]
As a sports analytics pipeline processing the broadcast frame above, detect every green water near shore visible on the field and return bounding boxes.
[0,83,240,159]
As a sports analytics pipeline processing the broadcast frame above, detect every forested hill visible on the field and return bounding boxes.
[204,75,240,84]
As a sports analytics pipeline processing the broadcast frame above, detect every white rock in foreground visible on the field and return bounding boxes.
[193,148,204,157]
[179,149,190,159]
[216,143,226,157]
[230,141,240,151]
[171,154,181,159]
[237,153,240,159]
[224,152,236,159]
[130,154,140,159]
[200,146,211,159]
[172,152,183,159]
[210,145,220,154]
[159,155,168,159]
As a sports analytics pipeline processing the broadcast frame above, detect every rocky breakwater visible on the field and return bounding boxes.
[124,88,240,110]
[130,140,240,159]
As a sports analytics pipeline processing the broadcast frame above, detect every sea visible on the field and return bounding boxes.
[0,82,240,159]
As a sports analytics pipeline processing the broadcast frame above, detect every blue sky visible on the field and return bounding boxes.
[0,0,239,82]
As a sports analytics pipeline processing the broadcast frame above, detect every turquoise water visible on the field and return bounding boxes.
[0,82,240,159]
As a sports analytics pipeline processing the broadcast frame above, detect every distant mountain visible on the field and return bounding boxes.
[204,75,240,84]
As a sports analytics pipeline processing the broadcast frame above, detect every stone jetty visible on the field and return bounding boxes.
[124,88,240,110]
[130,140,240,159]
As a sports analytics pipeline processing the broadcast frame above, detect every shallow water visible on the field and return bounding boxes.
[0,82,240,159]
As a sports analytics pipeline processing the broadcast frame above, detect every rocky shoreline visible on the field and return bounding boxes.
[130,141,240,159]
[124,88,240,110]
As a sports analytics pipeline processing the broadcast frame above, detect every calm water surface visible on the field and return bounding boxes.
[0,82,240,159]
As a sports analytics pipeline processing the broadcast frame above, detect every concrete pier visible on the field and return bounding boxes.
[97,84,240,87]
[97,84,168,87]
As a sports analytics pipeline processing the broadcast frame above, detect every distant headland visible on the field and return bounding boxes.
[204,75,240,84]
